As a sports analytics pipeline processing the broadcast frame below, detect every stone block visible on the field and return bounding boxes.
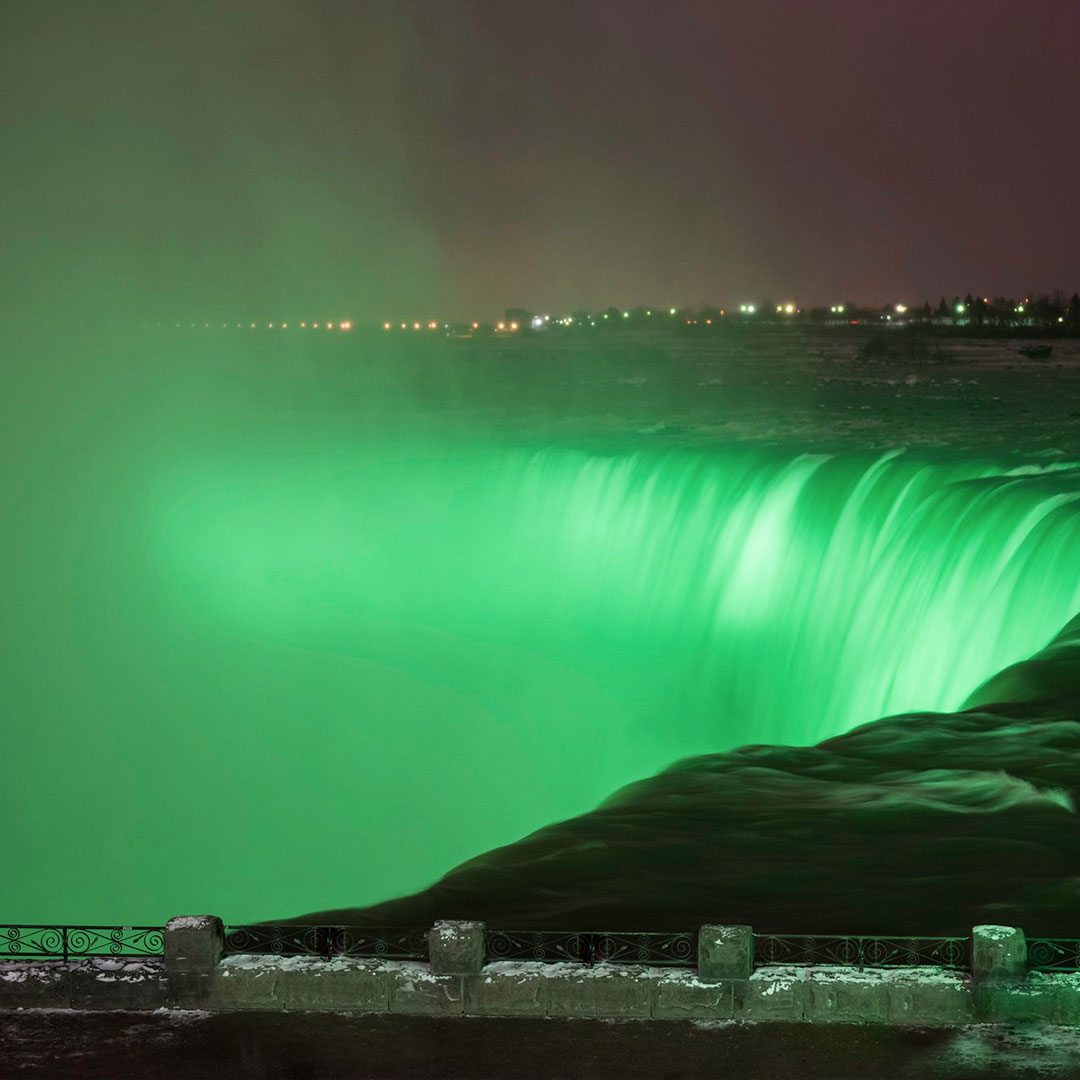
[698,925,753,981]
[207,955,282,1010]
[1041,973,1080,1024]
[464,962,550,1016]
[275,958,388,1012]
[972,972,1080,1025]
[977,980,1058,1023]
[886,969,974,1026]
[428,921,484,975]
[971,925,1026,982]
[164,916,224,975]
[69,959,168,1010]
[387,962,464,1015]
[804,968,889,1024]
[737,967,807,1021]
[546,964,653,1018]
[653,970,735,1020]
[0,962,71,1008]
[168,971,214,1009]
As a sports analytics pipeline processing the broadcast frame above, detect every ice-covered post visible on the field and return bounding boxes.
[164,915,225,976]
[698,925,754,981]
[428,920,485,974]
[163,915,225,1007]
[971,925,1027,982]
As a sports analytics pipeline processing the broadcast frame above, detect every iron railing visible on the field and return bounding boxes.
[1027,939,1080,972]
[484,930,697,967]
[5,924,1077,973]
[222,925,428,961]
[753,935,971,971]
[0,926,164,961]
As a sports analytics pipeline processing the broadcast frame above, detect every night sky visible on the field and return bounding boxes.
[3,0,1078,322]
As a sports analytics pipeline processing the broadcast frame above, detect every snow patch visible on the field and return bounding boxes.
[166,917,214,931]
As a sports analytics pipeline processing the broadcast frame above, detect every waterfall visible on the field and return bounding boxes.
[12,435,1080,923]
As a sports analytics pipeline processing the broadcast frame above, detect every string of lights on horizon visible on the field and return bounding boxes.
[154,294,1075,332]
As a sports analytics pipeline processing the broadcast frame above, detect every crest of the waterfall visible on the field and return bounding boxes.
[506,447,1080,746]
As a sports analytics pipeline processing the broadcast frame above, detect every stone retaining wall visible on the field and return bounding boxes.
[6,956,1080,1025]
[4,918,1078,1026]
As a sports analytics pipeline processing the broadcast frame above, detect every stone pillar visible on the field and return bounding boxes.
[428,920,485,974]
[164,915,225,974]
[972,925,1026,982]
[972,925,1027,1023]
[164,915,224,1006]
[698,925,753,981]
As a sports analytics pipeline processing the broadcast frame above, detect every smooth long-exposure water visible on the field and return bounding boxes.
[5,331,1080,924]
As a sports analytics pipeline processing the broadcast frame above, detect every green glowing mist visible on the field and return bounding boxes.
[4,335,1079,924]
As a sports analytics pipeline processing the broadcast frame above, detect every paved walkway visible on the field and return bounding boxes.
[3,1011,1080,1078]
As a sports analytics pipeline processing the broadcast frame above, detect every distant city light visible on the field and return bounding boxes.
[784,303,796,315]
[383,322,392,330]
[622,311,629,318]
[895,304,907,315]
[669,307,677,316]
[428,321,437,329]
[956,304,966,314]
[509,321,519,331]
[341,321,352,330]
[413,321,421,330]
[739,303,756,315]
[472,321,479,330]
[497,321,505,331]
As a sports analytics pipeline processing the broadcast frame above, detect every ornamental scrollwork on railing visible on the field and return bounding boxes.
[1,926,164,960]
[222,925,428,960]
[1027,939,1080,971]
[484,930,696,967]
[753,935,969,970]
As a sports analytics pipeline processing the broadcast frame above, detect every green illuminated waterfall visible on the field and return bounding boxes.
[6,385,1080,922]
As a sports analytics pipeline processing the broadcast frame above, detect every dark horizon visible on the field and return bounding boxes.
[3,0,1079,324]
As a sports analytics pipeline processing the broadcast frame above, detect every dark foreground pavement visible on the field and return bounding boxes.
[3,1011,1080,1079]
